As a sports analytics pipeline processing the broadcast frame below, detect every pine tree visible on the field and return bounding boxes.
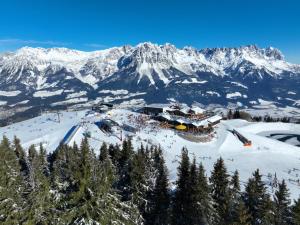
[117,139,134,201]
[38,143,49,176]
[230,170,242,223]
[227,109,233,119]
[12,136,31,204]
[198,163,216,224]
[233,200,251,225]
[231,170,241,193]
[229,170,252,225]
[27,144,39,190]
[108,143,121,166]
[120,139,134,164]
[13,135,24,158]
[0,136,24,224]
[171,147,191,225]
[292,198,300,225]
[50,144,75,190]
[76,137,93,195]
[99,142,109,162]
[53,138,142,224]
[188,157,199,224]
[244,169,274,225]
[210,157,231,224]
[13,136,29,176]
[274,180,292,225]
[129,146,148,215]
[261,195,274,225]
[148,148,170,225]
[24,144,53,224]
[233,110,241,119]
[188,158,215,225]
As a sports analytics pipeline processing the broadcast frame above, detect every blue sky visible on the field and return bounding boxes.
[0,0,299,63]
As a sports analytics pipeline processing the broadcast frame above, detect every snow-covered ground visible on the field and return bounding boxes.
[51,97,89,106]
[0,100,7,106]
[0,90,21,96]
[33,89,64,97]
[258,131,300,147]
[244,106,300,119]
[226,92,248,99]
[0,109,300,199]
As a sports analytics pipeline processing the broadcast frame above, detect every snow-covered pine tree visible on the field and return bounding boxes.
[188,157,203,224]
[129,145,148,215]
[209,157,231,225]
[117,139,134,201]
[99,142,109,162]
[243,169,274,225]
[50,138,142,224]
[197,163,216,225]
[108,143,121,166]
[233,200,251,225]
[12,136,31,203]
[292,198,300,225]
[147,146,170,225]
[230,170,242,223]
[23,144,53,224]
[13,136,29,176]
[50,144,76,191]
[171,147,191,225]
[274,180,292,225]
[231,170,241,194]
[0,136,24,224]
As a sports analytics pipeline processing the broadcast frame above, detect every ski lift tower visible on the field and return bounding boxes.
[56,111,62,123]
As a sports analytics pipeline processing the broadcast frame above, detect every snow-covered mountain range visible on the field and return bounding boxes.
[0,42,299,113]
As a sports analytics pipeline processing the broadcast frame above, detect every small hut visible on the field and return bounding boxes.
[207,115,222,126]
[142,104,172,116]
[92,103,114,113]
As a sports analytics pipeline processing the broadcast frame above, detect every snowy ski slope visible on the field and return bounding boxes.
[1,109,300,199]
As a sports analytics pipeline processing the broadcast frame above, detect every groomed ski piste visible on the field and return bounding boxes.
[1,109,300,199]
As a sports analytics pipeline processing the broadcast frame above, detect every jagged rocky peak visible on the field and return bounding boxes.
[198,44,284,60]
[183,46,199,55]
[14,46,90,63]
[264,47,284,60]
[129,42,179,64]
[16,46,77,57]
[236,45,284,61]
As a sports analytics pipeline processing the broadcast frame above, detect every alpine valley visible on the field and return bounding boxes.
[0,42,299,120]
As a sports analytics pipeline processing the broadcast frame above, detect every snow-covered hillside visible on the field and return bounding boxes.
[1,109,300,199]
